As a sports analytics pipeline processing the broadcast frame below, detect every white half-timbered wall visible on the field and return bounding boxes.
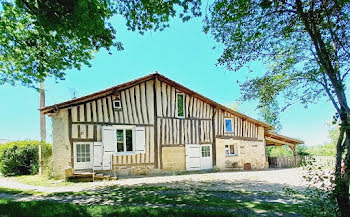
[215,110,259,139]
[67,77,261,169]
[155,79,260,147]
[155,79,214,147]
[69,80,155,167]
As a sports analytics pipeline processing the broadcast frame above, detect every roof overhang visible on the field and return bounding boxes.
[40,73,156,115]
[40,72,272,129]
[265,131,304,147]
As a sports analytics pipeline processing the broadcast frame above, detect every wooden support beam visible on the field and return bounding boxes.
[265,136,296,147]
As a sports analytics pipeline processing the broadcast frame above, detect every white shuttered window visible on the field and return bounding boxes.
[102,126,115,152]
[101,125,146,154]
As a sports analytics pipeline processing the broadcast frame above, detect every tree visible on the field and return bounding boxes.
[0,0,201,87]
[308,125,339,156]
[204,0,350,215]
[258,98,285,157]
[267,145,293,157]
[258,99,282,133]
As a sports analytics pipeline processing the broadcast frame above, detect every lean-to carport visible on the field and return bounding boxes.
[264,131,304,165]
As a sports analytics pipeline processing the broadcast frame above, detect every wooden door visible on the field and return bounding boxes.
[185,144,201,171]
[200,145,213,170]
[74,142,93,170]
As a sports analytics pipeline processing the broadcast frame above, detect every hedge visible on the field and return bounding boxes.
[0,140,52,177]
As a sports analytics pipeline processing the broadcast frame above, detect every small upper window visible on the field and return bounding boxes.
[113,100,121,109]
[225,144,237,156]
[176,93,185,118]
[225,118,233,133]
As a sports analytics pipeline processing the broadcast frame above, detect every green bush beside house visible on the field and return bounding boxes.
[0,141,52,177]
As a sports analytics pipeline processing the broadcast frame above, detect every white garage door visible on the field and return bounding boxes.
[185,144,201,171]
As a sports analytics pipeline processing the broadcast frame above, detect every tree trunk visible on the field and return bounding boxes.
[335,115,350,217]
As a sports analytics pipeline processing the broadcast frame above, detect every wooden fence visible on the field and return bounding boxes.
[268,156,336,168]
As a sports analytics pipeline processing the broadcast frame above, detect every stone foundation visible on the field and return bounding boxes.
[111,165,155,175]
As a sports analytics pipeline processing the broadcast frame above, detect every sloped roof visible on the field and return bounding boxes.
[41,72,272,128]
[265,131,304,146]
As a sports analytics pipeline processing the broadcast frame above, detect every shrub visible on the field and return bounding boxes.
[285,159,340,217]
[0,141,52,177]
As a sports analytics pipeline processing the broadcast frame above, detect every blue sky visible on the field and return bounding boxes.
[0,14,338,146]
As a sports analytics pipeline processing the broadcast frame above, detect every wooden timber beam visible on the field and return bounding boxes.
[265,136,297,147]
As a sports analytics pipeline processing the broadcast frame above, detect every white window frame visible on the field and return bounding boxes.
[224,118,233,133]
[115,125,135,155]
[225,144,238,156]
[201,145,211,158]
[176,93,185,118]
[113,100,122,109]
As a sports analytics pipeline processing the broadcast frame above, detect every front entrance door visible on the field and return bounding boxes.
[74,142,93,170]
[200,145,213,170]
[185,144,201,171]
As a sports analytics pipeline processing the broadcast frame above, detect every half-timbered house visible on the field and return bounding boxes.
[41,73,303,179]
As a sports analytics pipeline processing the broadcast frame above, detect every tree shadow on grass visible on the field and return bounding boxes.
[46,179,307,216]
[0,199,89,217]
[0,199,242,217]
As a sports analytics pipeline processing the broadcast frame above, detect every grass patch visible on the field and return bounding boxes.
[49,185,306,215]
[0,178,307,216]
[9,175,75,187]
[0,187,42,196]
[0,199,240,217]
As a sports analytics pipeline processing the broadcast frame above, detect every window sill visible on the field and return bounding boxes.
[115,152,136,156]
[225,154,238,157]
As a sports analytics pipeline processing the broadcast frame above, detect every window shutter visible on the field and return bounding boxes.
[135,126,146,153]
[102,126,116,152]
[93,142,103,170]
[103,152,112,170]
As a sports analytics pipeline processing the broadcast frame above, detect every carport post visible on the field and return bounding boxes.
[292,145,297,167]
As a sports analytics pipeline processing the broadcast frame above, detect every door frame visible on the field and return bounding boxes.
[73,142,93,170]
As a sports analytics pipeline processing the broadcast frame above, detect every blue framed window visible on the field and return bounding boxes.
[225,118,233,133]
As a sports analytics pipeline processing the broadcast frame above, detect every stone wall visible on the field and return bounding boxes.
[111,164,155,175]
[51,109,70,179]
[216,137,268,170]
[162,146,186,171]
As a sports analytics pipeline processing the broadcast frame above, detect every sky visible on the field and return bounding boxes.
[0,13,339,146]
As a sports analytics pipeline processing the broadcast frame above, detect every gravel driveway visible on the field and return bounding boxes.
[0,168,307,194]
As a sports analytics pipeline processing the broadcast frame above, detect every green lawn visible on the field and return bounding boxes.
[48,185,305,216]
[0,187,42,196]
[0,199,239,217]
[0,177,306,216]
[8,175,75,187]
